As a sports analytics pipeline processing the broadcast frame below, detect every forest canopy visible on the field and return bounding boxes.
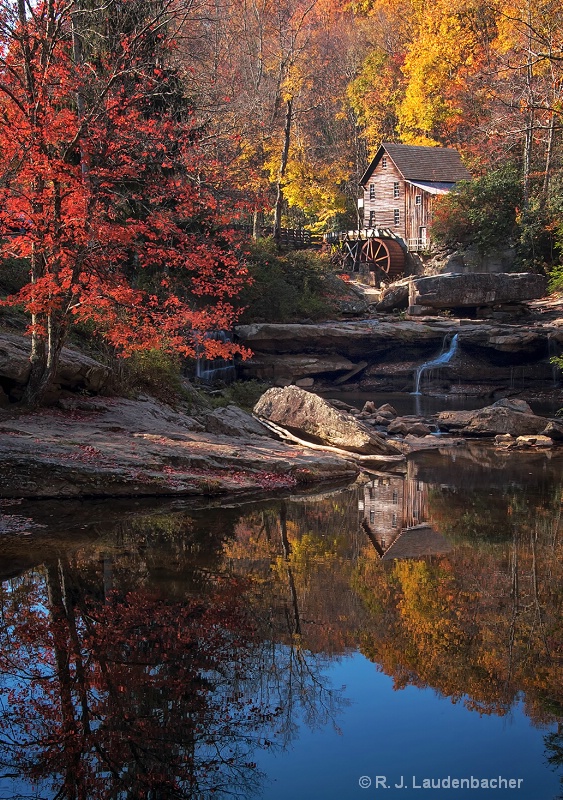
[1,0,563,402]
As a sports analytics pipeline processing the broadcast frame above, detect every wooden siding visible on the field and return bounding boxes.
[405,183,434,246]
[361,475,404,552]
[362,158,406,240]
[360,142,468,250]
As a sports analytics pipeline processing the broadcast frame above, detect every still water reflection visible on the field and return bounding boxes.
[0,447,562,799]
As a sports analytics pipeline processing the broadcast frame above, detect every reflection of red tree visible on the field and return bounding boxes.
[0,566,270,799]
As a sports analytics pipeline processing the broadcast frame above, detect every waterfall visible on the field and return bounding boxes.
[195,331,236,384]
[413,334,459,395]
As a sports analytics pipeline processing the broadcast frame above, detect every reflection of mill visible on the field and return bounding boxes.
[359,466,451,560]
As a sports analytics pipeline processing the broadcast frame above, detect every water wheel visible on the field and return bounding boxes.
[360,237,405,280]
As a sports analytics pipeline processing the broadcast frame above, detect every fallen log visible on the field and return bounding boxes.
[254,416,405,463]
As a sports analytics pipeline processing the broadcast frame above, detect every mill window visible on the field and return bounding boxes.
[394,208,400,225]
[369,183,375,200]
[393,182,400,198]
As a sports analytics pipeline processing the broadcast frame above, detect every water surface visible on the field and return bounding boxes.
[325,390,562,417]
[0,447,562,799]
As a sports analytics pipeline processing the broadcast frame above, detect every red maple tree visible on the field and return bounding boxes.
[0,1,250,405]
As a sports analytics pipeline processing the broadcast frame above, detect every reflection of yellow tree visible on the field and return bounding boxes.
[354,482,563,725]
[225,495,366,655]
[394,560,465,655]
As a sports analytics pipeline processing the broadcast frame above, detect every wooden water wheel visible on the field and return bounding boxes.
[360,237,405,281]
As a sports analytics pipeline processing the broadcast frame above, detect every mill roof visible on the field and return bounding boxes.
[361,143,471,186]
[380,525,453,561]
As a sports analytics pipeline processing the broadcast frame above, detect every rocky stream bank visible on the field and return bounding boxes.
[0,384,561,503]
[1,287,562,502]
[235,311,563,398]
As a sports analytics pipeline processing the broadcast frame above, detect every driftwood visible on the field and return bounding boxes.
[254,415,405,463]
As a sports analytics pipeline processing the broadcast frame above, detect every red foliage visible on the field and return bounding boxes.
[0,570,271,798]
[0,2,251,402]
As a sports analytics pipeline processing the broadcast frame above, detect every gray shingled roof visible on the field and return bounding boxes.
[361,143,471,185]
[380,525,453,561]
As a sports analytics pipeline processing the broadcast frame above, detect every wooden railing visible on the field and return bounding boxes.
[324,228,396,243]
[235,224,322,249]
[273,227,323,248]
[407,238,428,252]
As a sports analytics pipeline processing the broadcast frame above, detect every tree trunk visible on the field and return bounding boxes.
[279,502,302,637]
[521,4,535,213]
[522,109,534,213]
[273,97,293,248]
[46,562,76,732]
[23,311,67,407]
[252,209,263,239]
[541,111,556,206]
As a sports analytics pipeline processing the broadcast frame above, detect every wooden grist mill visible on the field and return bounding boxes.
[325,228,406,285]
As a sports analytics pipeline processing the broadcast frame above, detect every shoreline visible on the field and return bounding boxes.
[1,392,561,501]
[0,395,359,501]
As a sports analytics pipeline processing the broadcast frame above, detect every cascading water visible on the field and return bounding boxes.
[413,333,459,395]
[195,331,236,384]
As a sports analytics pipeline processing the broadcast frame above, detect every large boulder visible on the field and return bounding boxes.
[0,332,109,393]
[409,272,547,309]
[376,279,410,312]
[254,386,402,455]
[542,419,563,441]
[204,404,273,438]
[436,399,547,437]
[238,353,357,384]
[235,320,443,358]
[0,334,33,383]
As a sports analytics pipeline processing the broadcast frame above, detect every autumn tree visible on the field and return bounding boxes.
[0,566,271,798]
[0,0,249,406]
[484,0,563,198]
[179,0,361,235]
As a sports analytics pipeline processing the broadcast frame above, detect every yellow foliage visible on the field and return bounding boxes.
[347,49,403,147]
[393,560,464,654]
[264,131,350,229]
[398,0,484,142]
[284,153,349,228]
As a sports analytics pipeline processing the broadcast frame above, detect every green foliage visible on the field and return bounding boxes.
[224,380,269,410]
[209,380,270,411]
[113,348,183,402]
[432,166,523,254]
[549,263,563,293]
[551,354,563,384]
[545,177,563,283]
[237,239,337,323]
[517,198,563,271]
[0,256,30,297]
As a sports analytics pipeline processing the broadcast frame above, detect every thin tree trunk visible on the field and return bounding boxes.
[279,502,302,637]
[23,231,69,406]
[46,562,80,800]
[252,209,263,239]
[273,97,293,247]
[522,109,534,212]
[522,4,535,213]
[541,111,556,206]
[23,300,74,406]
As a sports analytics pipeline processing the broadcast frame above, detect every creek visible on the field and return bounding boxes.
[324,389,563,418]
[0,444,561,799]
